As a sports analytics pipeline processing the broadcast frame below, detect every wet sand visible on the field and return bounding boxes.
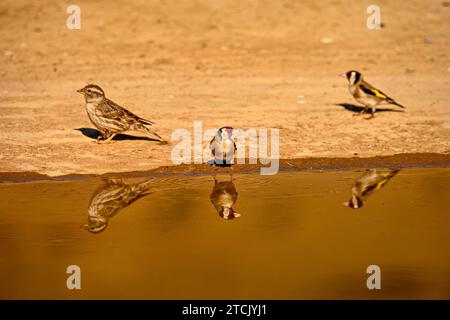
[1,153,449,183]
[0,168,449,299]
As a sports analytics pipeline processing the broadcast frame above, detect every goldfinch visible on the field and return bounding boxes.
[209,126,237,166]
[344,168,400,209]
[341,71,405,119]
[210,175,240,220]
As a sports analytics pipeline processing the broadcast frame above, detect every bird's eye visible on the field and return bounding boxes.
[87,89,91,93]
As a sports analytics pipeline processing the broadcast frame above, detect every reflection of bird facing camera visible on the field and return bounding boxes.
[210,174,240,220]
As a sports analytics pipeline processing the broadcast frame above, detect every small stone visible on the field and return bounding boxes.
[321,37,333,44]
[4,50,13,56]
[424,36,433,44]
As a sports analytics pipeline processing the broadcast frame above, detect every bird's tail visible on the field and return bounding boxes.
[138,123,165,142]
[386,98,405,108]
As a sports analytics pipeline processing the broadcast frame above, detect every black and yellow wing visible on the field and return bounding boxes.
[360,83,388,99]
[359,82,405,108]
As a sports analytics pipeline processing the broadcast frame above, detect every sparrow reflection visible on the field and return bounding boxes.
[344,168,400,209]
[210,174,240,220]
[82,178,153,233]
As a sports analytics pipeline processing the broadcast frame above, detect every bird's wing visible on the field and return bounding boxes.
[359,81,389,99]
[209,138,217,156]
[359,175,390,197]
[97,99,153,125]
[209,137,216,148]
[137,117,155,125]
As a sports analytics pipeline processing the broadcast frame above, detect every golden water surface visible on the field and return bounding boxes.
[0,168,449,299]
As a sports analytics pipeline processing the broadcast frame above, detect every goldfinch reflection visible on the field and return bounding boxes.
[210,175,240,220]
[82,178,153,233]
[344,169,400,209]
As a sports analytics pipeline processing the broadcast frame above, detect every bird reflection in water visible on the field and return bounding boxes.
[82,178,153,233]
[210,174,240,220]
[344,168,400,209]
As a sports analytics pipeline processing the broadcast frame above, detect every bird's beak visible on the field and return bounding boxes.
[77,89,84,94]
[339,73,347,78]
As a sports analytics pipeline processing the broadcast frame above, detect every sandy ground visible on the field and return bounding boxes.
[0,0,449,176]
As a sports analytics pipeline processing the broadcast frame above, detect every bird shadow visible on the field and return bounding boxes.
[75,128,160,142]
[336,103,405,114]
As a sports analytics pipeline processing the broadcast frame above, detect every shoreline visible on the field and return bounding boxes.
[1,152,449,183]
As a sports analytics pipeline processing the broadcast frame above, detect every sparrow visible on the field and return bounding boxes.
[209,126,237,166]
[344,168,400,209]
[341,71,405,119]
[77,84,165,143]
[210,174,240,220]
[82,178,153,233]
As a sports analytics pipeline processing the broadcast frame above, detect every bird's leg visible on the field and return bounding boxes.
[364,107,376,120]
[94,133,106,144]
[103,133,118,144]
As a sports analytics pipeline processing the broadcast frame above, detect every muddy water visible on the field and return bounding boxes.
[0,168,449,299]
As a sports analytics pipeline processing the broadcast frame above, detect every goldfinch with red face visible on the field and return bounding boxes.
[341,71,405,119]
[209,126,237,166]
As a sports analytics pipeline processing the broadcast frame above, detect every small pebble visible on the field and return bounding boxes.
[321,37,333,44]
[424,36,433,44]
